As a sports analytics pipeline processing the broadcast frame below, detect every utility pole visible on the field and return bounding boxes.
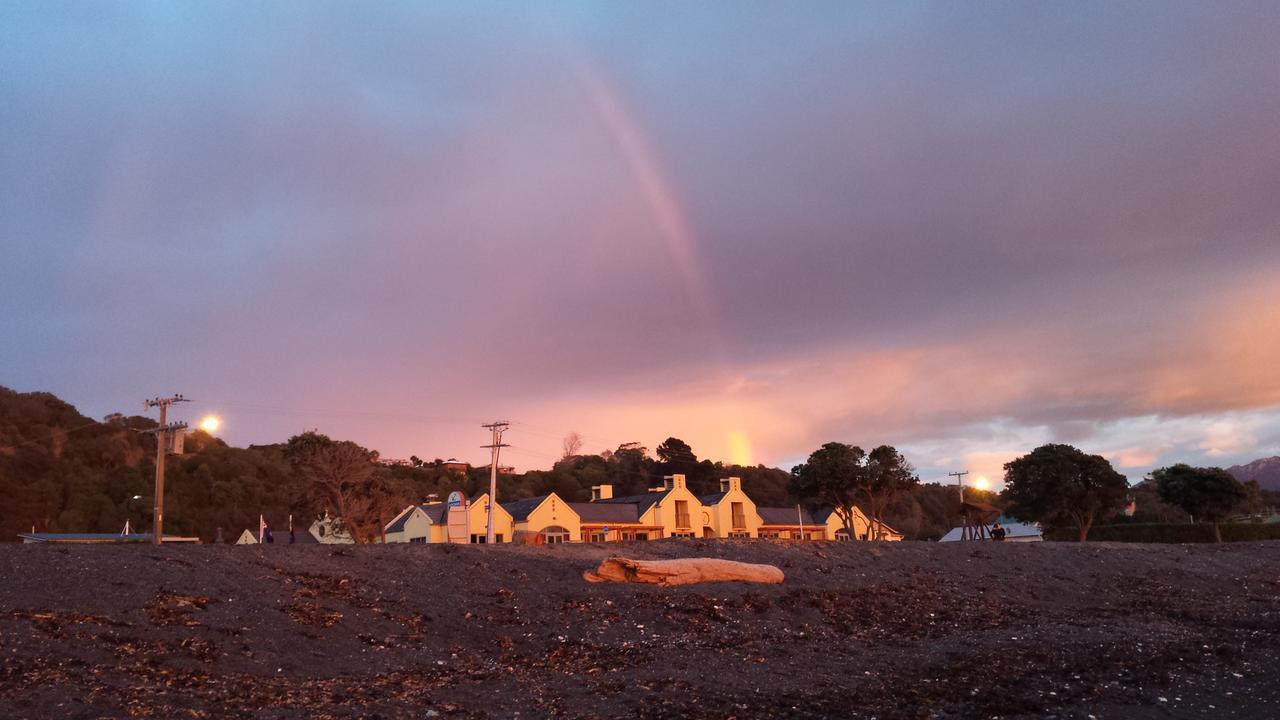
[481,421,510,544]
[949,471,969,502]
[144,394,189,545]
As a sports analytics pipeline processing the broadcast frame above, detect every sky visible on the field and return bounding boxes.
[3,1,1279,486]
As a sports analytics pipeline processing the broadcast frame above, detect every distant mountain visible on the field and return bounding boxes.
[1227,457,1280,492]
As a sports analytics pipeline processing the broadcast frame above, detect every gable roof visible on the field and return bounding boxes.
[597,489,670,516]
[501,494,554,522]
[568,502,641,524]
[757,506,817,526]
[697,491,728,506]
[385,504,447,535]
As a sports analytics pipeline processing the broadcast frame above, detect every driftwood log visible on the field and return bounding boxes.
[583,557,785,586]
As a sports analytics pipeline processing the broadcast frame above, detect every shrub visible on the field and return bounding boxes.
[1044,522,1280,543]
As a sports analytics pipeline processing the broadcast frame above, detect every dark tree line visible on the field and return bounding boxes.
[12,387,1259,544]
[0,389,972,541]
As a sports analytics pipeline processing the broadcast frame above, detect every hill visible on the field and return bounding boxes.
[0,387,979,541]
[1228,456,1280,491]
[0,541,1277,718]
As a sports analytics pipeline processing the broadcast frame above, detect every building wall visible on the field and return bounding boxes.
[466,493,513,543]
[384,507,437,544]
[637,475,706,538]
[514,493,581,543]
[823,508,903,541]
[702,478,759,538]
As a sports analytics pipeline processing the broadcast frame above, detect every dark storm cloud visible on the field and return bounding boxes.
[2,1,1278,473]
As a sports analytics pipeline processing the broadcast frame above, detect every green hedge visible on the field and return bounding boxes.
[1045,522,1280,543]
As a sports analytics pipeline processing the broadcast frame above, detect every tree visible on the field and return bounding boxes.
[1151,464,1250,543]
[561,432,583,459]
[789,443,866,539]
[1002,444,1128,542]
[656,437,697,466]
[789,443,918,540]
[861,445,919,539]
[604,442,653,496]
[285,432,395,544]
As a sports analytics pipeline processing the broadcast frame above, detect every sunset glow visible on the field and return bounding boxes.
[199,416,221,434]
[3,3,1278,480]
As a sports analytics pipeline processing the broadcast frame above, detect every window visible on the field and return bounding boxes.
[731,502,746,529]
[409,536,427,544]
[835,529,852,541]
[671,531,695,539]
[675,500,691,528]
[759,530,780,539]
[728,531,750,539]
[588,532,606,542]
[541,526,570,544]
[470,534,486,544]
[633,532,649,541]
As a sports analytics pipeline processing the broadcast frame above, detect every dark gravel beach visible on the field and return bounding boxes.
[1,540,1277,719]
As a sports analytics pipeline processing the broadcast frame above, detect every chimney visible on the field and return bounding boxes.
[720,478,731,492]
[591,484,613,502]
[729,477,741,493]
[663,474,685,490]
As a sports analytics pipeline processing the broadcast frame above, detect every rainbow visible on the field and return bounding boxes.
[569,58,719,329]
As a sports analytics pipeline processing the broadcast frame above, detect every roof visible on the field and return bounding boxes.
[697,492,728,506]
[757,507,817,526]
[939,520,1042,542]
[385,504,447,534]
[501,495,552,522]
[18,533,200,543]
[810,507,838,524]
[597,490,670,516]
[385,507,419,534]
[568,502,641,524]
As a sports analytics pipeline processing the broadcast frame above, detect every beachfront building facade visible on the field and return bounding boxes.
[595,474,709,539]
[697,476,761,538]
[502,492,581,544]
[381,474,903,544]
[384,493,513,544]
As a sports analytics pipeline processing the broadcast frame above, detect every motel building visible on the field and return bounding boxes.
[384,492,514,544]
[382,475,901,544]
